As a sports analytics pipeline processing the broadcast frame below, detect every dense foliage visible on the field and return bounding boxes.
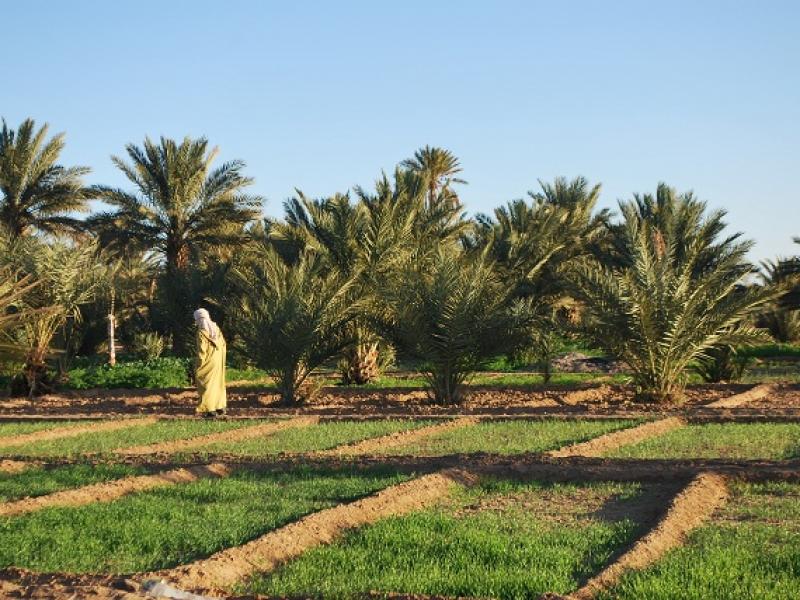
[0,115,794,403]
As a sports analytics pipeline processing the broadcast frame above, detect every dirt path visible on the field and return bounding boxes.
[705,383,776,408]
[0,417,158,449]
[316,417,479,456]
[565,471,729,600]
[0,460,32,474]
[156,468,477,592]
[115,417,319,456]
[547,417,686,458]
[0,463,232,518]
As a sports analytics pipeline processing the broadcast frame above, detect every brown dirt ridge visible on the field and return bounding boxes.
[0,417,158,449]
[0,463,232,518]
[115,417,319,456]
[547,417,687,458]
[317,417,479,456]
[0,460,32,474]
[564,471,729,600]
[156,469,478,592]
[704,382,776,408]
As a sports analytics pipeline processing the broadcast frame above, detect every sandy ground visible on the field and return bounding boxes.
[547,417,687,458]
[0,383,767,418]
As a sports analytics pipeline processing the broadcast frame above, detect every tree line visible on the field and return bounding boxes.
[1,117,798,403]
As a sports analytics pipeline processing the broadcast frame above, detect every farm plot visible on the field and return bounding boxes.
[245,478,667,599]
[0,420,74,438]
[0,463,144,502]
[603,423,800,460]
[0,466,408,573]
[374,419,641,456]
[601,482,800,599]
[0,419,259,458]
[191,419,435,457]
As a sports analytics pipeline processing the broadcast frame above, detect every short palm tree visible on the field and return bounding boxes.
[89,136,262,352]
[757,257,800,343]
[229,248,358,405]
[0,235,107,396]
[574,186,775,402]
[380,249,534,404]
[0,118,92,238]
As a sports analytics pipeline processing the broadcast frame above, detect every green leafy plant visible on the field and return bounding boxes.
[380,250,534,404]
[0,118,92,238]
[574,184,775,402]
[130,332,167,362]
[230,249,358,405]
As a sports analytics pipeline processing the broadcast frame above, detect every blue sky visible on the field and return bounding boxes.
[3,0,798,260]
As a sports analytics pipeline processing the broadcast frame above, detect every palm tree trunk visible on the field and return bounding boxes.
[341,342,379,385]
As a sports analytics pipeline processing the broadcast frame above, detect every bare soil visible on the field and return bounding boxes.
[0,383,753,418]
[565,471,729,600]
[0,463,231,518]
[0,460,32,474]
[0,417,158,448]
[116,417,319,456]
[317,417,479,456]
[156,469,478,593]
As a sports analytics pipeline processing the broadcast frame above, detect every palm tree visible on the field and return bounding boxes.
[401,146,466,211]
[757,257,800,343]
[574,187,775,402]
[0,118,92,238]
[229,248,358,405]
[89,136,262,353]
[473,177,609,375]
[380,249,534,404]
[0,235,107,396]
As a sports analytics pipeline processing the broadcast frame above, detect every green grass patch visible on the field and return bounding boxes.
[0,421,74,439]
[604,423,800,460]
[0,419,259,458]
[66,357,191,389]
[0,467,408,573]
[0,464,144,502]
[380,419,640,456]
[602,482,800,600]
[196,420,434,457]
[247,479,645,598]
[739,343,800,358]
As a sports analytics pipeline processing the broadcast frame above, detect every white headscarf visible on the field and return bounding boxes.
[193,308,219,341]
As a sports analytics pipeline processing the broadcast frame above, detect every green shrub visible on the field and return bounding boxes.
[130,332,167,361]
[66,357,190,389]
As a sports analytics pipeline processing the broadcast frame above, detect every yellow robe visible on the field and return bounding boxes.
[195,329,227,413]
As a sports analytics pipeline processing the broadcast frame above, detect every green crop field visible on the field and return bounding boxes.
[604,423,800,460]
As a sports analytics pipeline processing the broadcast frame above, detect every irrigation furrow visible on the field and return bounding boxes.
[704,383,776,408]
[547,417,686,458]
[316,417,479,456]
[115,416,319,456]
[155,468,477,592]
[564,471,729,600]
[0,463,232,518]
[0,417,158,449]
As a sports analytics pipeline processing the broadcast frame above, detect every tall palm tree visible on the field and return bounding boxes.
[0,118,92,238]
[401,146,466,211]
[89,136,262,352]
[574,187,775,402]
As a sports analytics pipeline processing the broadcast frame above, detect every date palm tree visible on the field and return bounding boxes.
[229,248,358,405]
[574,185,775,402]
[0,118,92,238]
[380,248,534,404]
[401,146,466,211]
[89,136,262,353]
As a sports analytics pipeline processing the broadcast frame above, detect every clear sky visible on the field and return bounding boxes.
[3,0,798,260]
